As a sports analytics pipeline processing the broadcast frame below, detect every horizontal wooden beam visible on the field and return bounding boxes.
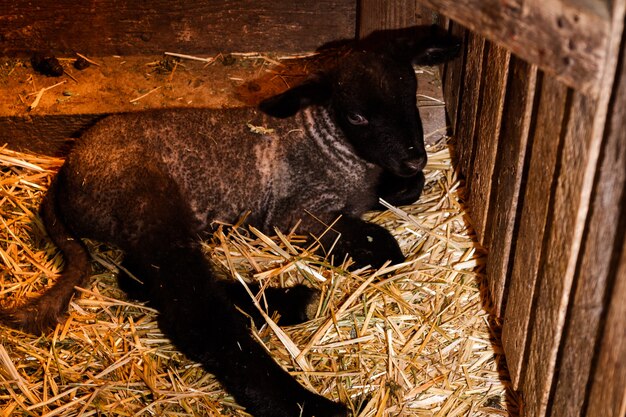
[417,0,611,97]
[0,0,356,56]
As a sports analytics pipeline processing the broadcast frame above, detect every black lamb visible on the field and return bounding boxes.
[1,26,460,417]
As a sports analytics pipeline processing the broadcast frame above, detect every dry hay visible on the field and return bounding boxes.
[0,142,520,416]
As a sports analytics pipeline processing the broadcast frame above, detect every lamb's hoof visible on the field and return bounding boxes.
[275,284,321,325]
[344,224,405,270]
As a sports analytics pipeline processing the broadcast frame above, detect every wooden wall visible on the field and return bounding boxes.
[425,2,626,417]
[0,0,356,56]
[358,0,437,36]
[362,1,626,416]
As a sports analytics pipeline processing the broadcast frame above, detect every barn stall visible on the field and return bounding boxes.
[0,1,624,417]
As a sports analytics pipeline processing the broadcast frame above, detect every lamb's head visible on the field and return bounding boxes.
[259,25,461,178]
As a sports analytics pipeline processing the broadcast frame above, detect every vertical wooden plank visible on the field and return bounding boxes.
[521,0,625,412]
[522,91,599,417]
[454,31,485,180]
[441,21,468,136]
[485,57,538,315]
[433,10,449,29]
[584,235,626,417]
[582,19,626,417]
[466,41,510,244]
[549,82,626,417]
[501,73,569,389]
[358,0,432,37]
[550,17,626,417]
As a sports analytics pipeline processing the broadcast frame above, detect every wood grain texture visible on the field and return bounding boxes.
[522,91,599,417]
[415,0,610,96]
[466,42,510,245]
[485,57,537,316]
[454,31,485,181]
[0,0,356,56]
[550,30,626,417]
[501,74,569,389]
[551,16,626,417]
[523,0,626,416]
[441,21,467,137]
[358,0,434,37]
[584,232,626,417]
[582,17,626,417]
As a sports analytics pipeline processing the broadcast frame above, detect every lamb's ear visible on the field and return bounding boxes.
[410,33,463,66]
[362,25,462,66]
[259,74,332,118]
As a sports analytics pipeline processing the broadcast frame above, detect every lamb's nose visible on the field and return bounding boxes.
[402,157,426,173]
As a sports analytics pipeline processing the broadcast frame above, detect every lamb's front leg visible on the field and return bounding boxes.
[326,216,405,268]
[297,214,405,269]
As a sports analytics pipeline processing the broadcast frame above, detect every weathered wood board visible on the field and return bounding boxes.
[0,0,356,56]
[466,41,510,244]
[522,90,598,417]
[453,31,485,182]
[436,2,626,415]
[420,2,625,417]
[584,236,626,417]
[358,0,435,37]
[549,29,626,415]
[501,74,569,389]
[441,21,467,138]
[0,54,312,154]
[484,57,537,316]
[415,0,611,96]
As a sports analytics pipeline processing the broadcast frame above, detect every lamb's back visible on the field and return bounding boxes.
[63,107,368,236]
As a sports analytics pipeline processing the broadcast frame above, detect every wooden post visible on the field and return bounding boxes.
[441,21,467,136]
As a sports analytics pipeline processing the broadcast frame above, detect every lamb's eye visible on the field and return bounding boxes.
[347,112,368,126]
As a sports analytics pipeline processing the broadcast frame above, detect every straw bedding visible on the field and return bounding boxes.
[0,140,520,416]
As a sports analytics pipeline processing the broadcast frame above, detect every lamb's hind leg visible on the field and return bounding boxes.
[135,244,346,417]
[215,281,321,326]
[116,256,154,303]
